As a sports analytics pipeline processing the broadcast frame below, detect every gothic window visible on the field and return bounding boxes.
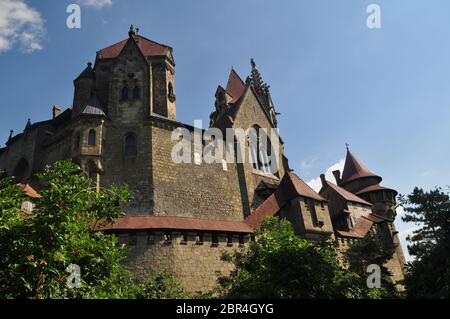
[121,86,129,101]
[88,129,96,146]
[133,86,140,100]
[248,126,277,175]
[124,133,137,157]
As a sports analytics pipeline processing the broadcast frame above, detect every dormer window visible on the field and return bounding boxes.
[121,86,129,101]
[88,129,96,146]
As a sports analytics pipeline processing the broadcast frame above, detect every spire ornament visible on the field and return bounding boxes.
[247,58,278,127]
[128,24,136,37]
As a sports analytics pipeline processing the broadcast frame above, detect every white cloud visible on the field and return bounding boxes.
[299,158,317,175]
[307,159,345,192]
[0,0,45,54]
[398,225,421,262]
[78,0,113,9]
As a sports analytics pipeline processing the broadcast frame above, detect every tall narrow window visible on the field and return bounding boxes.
[88,129,96,146]
[121,86,129,101]
[248,126,278,175]
[168,82,175,102]
[124,133,137,157]
[74,133,81,151]
[309,199,319,227]
[133,86,140,100]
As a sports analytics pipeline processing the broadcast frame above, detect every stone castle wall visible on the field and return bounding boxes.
[117,231,251,293]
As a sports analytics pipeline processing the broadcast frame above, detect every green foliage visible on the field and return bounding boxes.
[0,160,184,299]
[218,217,363,299]
[399,187,450,298]
[345,228,400,298]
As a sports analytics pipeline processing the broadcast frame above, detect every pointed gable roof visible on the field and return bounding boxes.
[322,179,372,206]
[245,172,326,229]
[97,35,172,60]
[75,62,95,81]
[340,149,382,185]
[280,172,326,202]
[226,69,246,103]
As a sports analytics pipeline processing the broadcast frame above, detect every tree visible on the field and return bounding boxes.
[218,217,363,299]
[0,161,183,299]
[345,227,400,298]
[399,187,450,298]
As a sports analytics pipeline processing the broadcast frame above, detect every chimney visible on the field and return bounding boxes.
[320,174,327,188]
[52,105,61,119]
[332,170,341,184]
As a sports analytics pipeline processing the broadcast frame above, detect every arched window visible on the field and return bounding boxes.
[248,126,278,175]
[133,86,140,100]
[121,86,129,101]
[124,133,137,157]
[168,82,174,96]
[88,129,96,146]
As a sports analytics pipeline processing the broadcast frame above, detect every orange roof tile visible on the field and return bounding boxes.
[336,216,374,239]
[324,180,372,206]
[356,184,398,196]
[96,215,252,233]
[341,150,381,185]
[17,183,41,198]
[226,69,246,103]
[245,172,325,229]
[282,172,326,202]
[97,35,171,59]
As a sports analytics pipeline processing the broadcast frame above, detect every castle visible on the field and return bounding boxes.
[0,26,406,293]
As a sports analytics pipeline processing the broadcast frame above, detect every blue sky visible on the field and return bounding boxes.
[1,0,449,260]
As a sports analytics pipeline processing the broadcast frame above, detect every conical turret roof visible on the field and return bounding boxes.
[340,149,382,185]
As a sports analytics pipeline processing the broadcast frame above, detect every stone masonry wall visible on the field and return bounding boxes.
[119,231,251,293]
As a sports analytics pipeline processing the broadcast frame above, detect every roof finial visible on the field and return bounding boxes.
[345,143,349,151]
[250,58,256,69]
[128,24,136,37]
[8,129,13,141]
[136,27,139,35]
[25,119,32,131]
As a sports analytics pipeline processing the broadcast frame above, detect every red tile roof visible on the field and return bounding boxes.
[245,172,325,229]
[245,192,283,229]
[96,215,252,233]
[356,184,398,196]
[340,150,382,185]
[226,69,246,103]
[324,180,372,206]
[336,216,374,239]
[17,183,41,198]
[335,212,391,239]
[282,172,326,202]
[97,35,171,60]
